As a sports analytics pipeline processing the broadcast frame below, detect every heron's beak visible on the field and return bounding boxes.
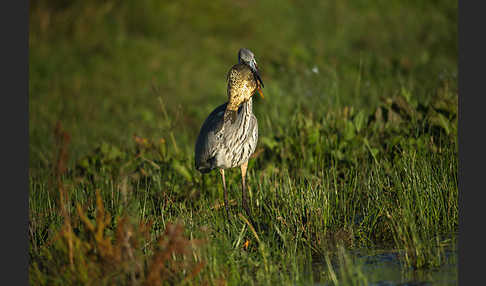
[254,70,264,88]
[257,85,264,99]
[250,60,264,98]
[252,60,264,87]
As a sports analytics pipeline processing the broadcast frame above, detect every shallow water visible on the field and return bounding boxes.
[316,248,457,285]
[358,250,456,285]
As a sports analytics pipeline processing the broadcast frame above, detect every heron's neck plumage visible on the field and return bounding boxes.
[241,97,253,116]
[232,97,253,132]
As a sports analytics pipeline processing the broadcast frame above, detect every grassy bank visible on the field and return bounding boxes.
[29,0,457,284]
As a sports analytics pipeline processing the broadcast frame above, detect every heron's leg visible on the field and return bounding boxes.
[219,168,229,219]
[241,161,252,219]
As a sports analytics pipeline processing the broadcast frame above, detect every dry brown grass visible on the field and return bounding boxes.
[32,182,207,285]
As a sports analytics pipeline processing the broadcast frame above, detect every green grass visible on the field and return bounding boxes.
[29,0,457,285]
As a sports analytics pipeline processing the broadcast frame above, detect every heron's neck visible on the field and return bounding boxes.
[241,97,253,116]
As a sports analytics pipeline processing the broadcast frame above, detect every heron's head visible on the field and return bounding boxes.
[238,48,264,89]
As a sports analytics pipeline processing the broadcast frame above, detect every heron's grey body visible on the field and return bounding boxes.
[195,98,258,173]
[194,48,263,221]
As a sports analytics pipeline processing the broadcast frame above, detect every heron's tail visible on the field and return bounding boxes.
[195,156,216,174]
